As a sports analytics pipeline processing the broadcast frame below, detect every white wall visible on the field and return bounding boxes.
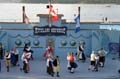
[0,3,120,22]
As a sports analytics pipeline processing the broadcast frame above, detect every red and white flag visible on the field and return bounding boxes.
[49,4,59,21]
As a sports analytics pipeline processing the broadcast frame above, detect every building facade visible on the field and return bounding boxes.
[0,13,120,58]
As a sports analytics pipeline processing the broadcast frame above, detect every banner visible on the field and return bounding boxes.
[33,25,67,36]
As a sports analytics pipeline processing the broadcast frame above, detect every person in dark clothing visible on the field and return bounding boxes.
[24,44,34,60]
[98,48,106,67]
[11,48,19,66]
[53,56,60,77]
[78,44,86,62]
[0,44,4,60]
[0,60,1,72]
[22,57,29,73]
[46,55,54,77]
[94,53,99,72]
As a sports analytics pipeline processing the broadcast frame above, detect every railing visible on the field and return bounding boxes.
[0,19,120,23]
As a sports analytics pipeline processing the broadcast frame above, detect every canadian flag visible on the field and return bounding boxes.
[49,5,59,21]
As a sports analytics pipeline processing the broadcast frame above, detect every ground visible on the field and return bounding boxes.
[0,54,120,79]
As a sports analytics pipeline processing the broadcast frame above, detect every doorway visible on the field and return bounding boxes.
[46,38,55,53]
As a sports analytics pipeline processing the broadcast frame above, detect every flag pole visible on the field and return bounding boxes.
[48,0,52,27]
[78,6,80,23]
[22,6,25,23]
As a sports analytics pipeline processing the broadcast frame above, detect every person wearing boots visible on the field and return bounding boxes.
[53,56,60,77]
[5,51,11,72]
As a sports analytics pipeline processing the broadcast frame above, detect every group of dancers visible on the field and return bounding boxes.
[3,44,33,73]
[88,48,106,72]
[44,45,60,77]
[0,43,112,76]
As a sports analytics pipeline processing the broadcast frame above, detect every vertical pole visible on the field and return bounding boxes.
[22,6,25,23]
[48,0,52,27]
[100,30,102,49]
[118,34,120,58]
[78,6,80,22]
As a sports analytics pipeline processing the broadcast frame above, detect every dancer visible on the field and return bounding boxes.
[5,51,11,72]
[21,51,31,73]
[46,54,54,77]
[88,51,96,71]
[53,56,60,77]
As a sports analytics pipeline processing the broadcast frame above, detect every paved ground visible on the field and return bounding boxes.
[0,54,120,79]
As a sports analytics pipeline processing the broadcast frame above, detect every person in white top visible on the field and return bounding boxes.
[77,44,86,62]
[46,54,54,77]
[94,53,99,72]
[21,51,31,73]
[88,51,96,71]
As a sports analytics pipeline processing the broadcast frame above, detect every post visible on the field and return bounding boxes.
[78,6,80,21]
[22,6,25,23]
[119,34,120,58]
[48,0,52,27]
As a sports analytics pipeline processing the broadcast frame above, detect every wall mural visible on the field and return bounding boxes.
[10,32,102,48]
[70,40,76,46]
[69,33,92,39]
[24,39,31,45]
[9,34,33,38]
[0,31,7,40]
[15,39,22,46]
[9,34,41,47]
[33,39,40,46]
[61,40,67,46]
